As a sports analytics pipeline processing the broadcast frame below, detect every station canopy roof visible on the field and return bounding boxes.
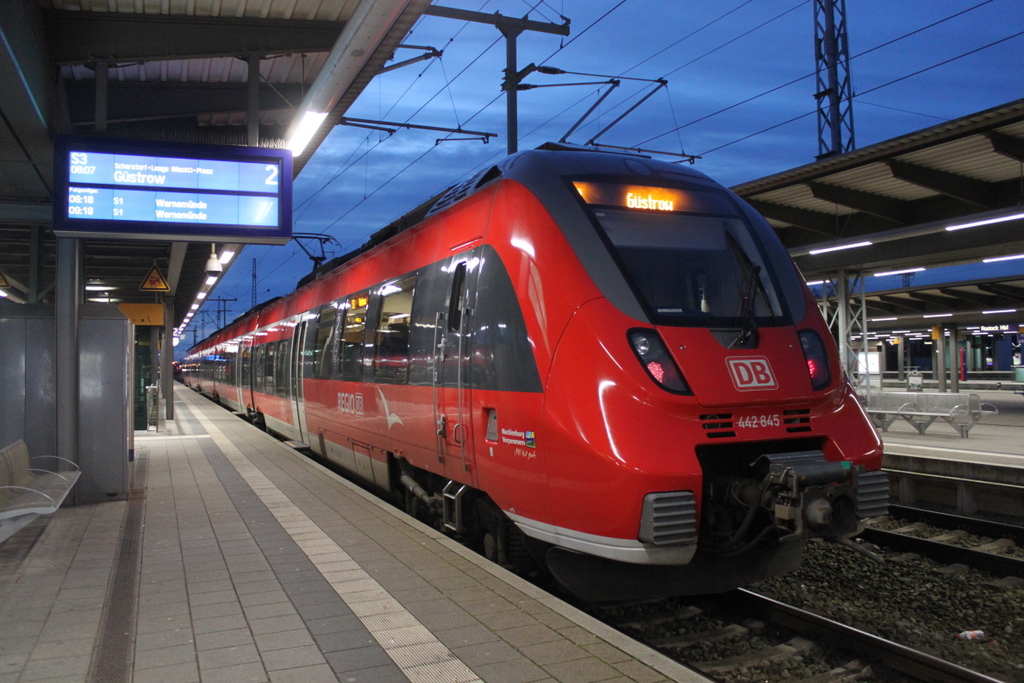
[0,0,429,325]
[731,98,1024,331]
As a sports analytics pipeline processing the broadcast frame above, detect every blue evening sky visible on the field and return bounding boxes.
[183,0,1024,344]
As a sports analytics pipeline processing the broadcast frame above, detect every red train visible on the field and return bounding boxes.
[184,145,888,601]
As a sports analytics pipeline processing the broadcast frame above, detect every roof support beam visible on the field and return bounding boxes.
[876,294,927,311]
[748,199,895,239]
[64,81,305,125]
[978,283,1024,302]
[0,201,51,224]
[43,10,341,64]
[987,131,1024,163]
[887,159,997,209]
[906,291,962,308]
[938,288,998,306]
[807,181,910,224]
[866,300,897,314]
[747,200,841,237]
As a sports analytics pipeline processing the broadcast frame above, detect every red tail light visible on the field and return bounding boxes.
[799,330,831,390]
[628,329,692,395]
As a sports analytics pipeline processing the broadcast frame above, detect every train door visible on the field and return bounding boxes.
[290,318,309,443]
[434,257,479,480]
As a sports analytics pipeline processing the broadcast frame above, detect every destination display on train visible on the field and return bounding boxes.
[53,137,292,244]
[572,181,736,215]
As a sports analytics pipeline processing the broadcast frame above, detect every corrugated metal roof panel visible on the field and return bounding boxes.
[44,0,357,21]
[814,163,938,201]
[899,135,1021,183]
[753,184,859,215]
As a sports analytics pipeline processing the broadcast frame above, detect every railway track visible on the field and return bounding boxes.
[594,588,1005,683]
[862,506,1024,582]
[588,515,1024,683]
[887,505,1024,546]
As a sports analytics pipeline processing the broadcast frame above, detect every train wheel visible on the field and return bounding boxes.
[483,531,500,564]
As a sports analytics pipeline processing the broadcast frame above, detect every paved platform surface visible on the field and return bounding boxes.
[0,385,708,683]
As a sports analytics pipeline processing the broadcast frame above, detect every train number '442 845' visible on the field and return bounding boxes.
[735,414,781,429]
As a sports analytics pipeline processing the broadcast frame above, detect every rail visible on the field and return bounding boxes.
[0,440,80,543]
[863,391,998,438]
[733,590,1005,683]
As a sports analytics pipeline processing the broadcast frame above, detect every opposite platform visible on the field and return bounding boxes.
[0,384,708,683]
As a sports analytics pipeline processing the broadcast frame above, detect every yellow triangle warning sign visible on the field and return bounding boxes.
[0,271,9,288]
[139,264,170,292]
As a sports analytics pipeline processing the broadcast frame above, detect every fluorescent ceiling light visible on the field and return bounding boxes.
[190,303,199,310]
[983,309,1016,314]
[983,253,1024,263]
[808,241,872,255]
[805,280,824,286]
[0,290,8,298]
[288,111,328,155]
[85,284,116,291]
[219,250,236,264]
[923,313,952,318]
[874,267,925,277]
[872,317,898,322]
[197,292,207,299]
[946,211,1024,232]
[205,276,218,286]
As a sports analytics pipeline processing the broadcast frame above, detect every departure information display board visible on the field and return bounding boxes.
[54,137,292,244]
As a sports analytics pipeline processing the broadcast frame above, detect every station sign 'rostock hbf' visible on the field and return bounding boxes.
[53,136,292,244]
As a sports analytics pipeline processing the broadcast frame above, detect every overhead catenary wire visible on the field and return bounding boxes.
[288,1,627,246]
[514,0,804,151]
[696,28,1024,157]
[254,0,636,300]
[218,1,1017,318]
[638,0,1001,147]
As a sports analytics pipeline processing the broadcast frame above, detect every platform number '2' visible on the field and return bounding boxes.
[265,164,279,186]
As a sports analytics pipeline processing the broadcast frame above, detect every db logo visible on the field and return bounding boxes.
[726,356,778,391]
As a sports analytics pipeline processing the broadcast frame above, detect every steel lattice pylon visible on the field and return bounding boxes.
[814,0,856,159]
[819,269,870,396]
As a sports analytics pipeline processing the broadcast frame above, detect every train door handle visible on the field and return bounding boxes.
[436,415,447,436]
[452,422,464,445]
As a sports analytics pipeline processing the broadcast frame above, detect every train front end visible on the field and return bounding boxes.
[500,149,888,601]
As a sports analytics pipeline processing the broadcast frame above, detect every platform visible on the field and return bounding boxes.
[0,384,707,683]
[878,390,1024,520]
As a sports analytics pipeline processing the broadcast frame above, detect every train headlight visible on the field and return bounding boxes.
[628,329,692,394]
[798,329,832,390]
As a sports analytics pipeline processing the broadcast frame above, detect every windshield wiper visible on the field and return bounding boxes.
[730,263,762,348]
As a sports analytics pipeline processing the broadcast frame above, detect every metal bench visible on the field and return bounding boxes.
[863,391,998,438]
[0,440,81,543]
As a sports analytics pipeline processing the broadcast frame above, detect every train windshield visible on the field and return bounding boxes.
[574,181,793,327]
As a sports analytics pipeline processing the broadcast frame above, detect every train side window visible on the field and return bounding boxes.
[338,292,369,381]
[254,344,266,390]
[374,277,416,381]
[264,342,276,394]
[224,351,235,386]
[240,347,251,388]
[448,262,467,332]
[313,305,337,380]
[276,339,290,397]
